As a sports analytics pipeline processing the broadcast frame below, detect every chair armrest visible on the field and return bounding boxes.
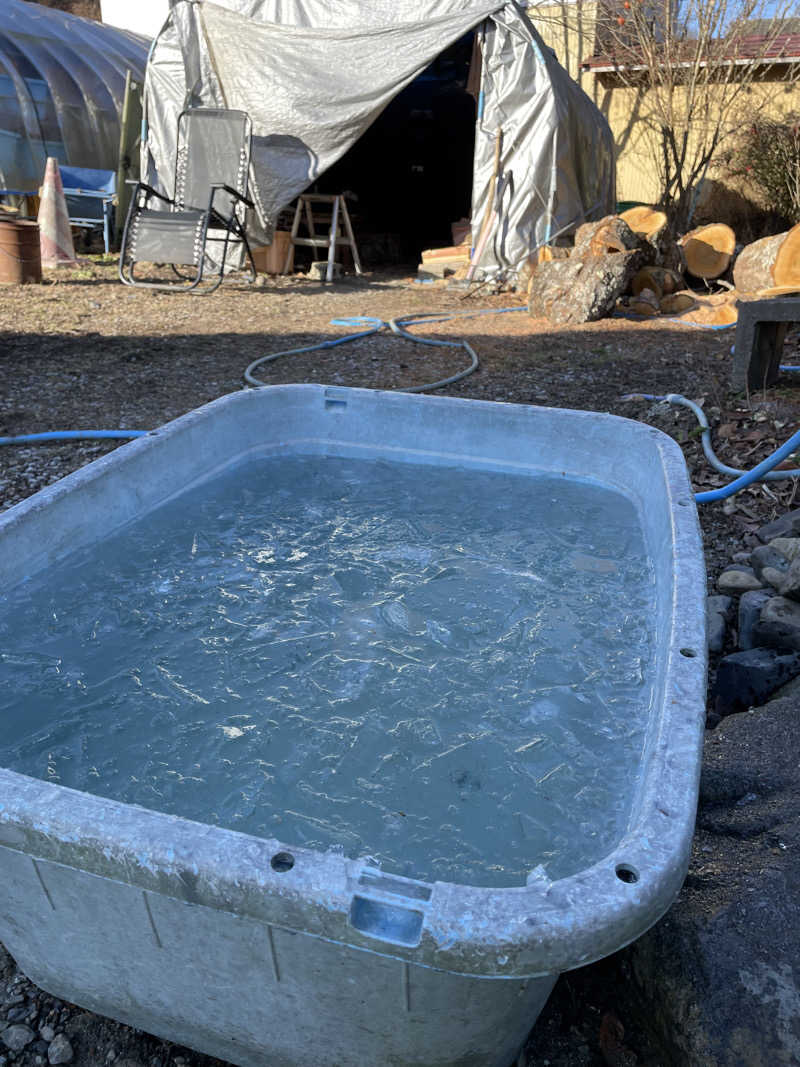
[127,180,174,206]
[210,183,255,210]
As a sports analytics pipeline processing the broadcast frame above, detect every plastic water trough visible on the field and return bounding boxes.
[0,386,706,1067]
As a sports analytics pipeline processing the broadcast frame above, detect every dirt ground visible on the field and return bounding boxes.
[2,258,800,1067]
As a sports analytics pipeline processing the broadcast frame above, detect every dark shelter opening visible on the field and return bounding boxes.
[305,32,477,267]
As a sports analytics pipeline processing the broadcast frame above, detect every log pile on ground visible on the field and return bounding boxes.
[527,209,800,328]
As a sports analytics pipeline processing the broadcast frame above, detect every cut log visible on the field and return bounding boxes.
[660,291,697,314]
[673,291,738,326]
[679,223,736,280]
[733,225,800,294]
[537,245,571,264]
[573,215,642,258]
[631,266,684,298]
[528,250,645,325]
[519,245,571,294]
[756,285,800,298]
[619,205,668,241]
[630,287,660,316]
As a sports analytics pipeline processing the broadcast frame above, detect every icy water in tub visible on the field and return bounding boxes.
[0,456,655,888]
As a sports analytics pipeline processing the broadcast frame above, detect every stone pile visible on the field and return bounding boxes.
[710,506,800,718]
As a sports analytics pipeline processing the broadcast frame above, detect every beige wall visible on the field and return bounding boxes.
[530,2,800,211]
[532,1,599,90]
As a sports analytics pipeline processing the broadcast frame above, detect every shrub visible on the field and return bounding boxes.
[723,115,800,226]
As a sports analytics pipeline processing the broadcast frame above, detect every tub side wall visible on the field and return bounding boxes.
[0,843,555,1067]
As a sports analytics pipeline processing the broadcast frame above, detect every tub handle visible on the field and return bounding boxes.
[349,895,424,947]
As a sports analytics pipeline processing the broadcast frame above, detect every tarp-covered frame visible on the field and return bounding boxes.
[119,107,258,294]
[143,0,616,278]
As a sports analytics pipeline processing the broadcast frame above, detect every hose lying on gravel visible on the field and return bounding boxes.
[243,306,526,390]
[1,306,529,446]
[0,430,149,445]
[624,392,800,503]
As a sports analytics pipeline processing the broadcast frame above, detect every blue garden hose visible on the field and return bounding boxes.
[625,393,800,502]
[0,430,148,445]
[695,430,800,503]
[243,306,526,391]
[3,307,528,445]
[11,311,797,507]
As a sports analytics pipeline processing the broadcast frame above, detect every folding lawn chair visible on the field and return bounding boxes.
[119,108,257,293]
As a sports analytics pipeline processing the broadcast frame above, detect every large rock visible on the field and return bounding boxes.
[528,250,644,325]
[778,553,800,600]
[717,566,763,594]
[757,509,800,543]
[712,647,800,715]
[2,1025,34,1051]
[753,595,800,651]
[750,543,790,582]
[769,537,800,562]
[625,696,800,1064]
[737,589,771,650]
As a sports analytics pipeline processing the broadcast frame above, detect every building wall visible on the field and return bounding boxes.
[533,1,599,91]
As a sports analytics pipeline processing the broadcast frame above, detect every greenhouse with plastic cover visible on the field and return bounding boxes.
[0,0,147,193]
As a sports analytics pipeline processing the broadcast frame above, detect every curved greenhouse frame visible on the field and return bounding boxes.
[0,0,148,192]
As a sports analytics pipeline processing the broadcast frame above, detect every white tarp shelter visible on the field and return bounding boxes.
[144,0,616,276]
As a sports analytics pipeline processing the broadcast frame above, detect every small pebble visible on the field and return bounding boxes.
[47,1034,73,1065]
[39,1026,55,1043]
[2,1024,35,1051]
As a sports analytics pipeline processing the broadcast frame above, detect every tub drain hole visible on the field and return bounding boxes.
[271,852,295,873]
[679,647,698,658]
[615,863,639,884]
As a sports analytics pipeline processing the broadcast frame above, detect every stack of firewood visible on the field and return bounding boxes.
[527,207,800,327]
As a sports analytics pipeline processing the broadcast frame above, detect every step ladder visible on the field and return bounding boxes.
[284,194,364,282]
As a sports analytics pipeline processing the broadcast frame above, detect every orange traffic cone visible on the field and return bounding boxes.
[37,157,77,269]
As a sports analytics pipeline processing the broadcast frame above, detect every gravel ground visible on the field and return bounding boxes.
[2,258,800,1067]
